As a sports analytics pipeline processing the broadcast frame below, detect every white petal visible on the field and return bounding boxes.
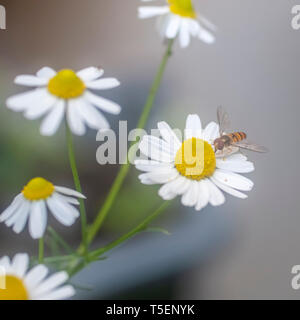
[138,6,169,19]
[135,159,171,172]
[157,121,181,151]
[166,14,181,38]
[77,67,104,82]
[139,136,174,163]
[46,196,79,226]
[216,158,254,173]
[36,67,56,79]
[29,201,47,239]
[210,176,248,199]
[179,19,191,48]
[25,265,49,290]
[86,78,120,90]
[11,253,29,278]
[5,200,29,227]
[205,179,225,206]
[12,200,30,234]
[188,19,200,37]
[156,13,173,38]
[53,192,79,205]
[24,92,57,120]
[185,114,202,139]
[198,26,215,44]
[0,194,24,222]
[203,121,220,142]
[0,256,11,271]
[158,183,177,200]
[15,75,48,87]
[199,14,217,32]
[213,169,254,191]
[138,174,157,185]
[142,167,178,184]
[143,135,177,157]
[75,99,110,130]
[38,285,75,300]
[227,153,248,161]
[195,180,210,211]
[6,88,46,112]
[54,186,86,199]
[40,100,65,136]
[85,91,121,115]
[168,175,191,195]
[34,271,69,296]
[67,100,86,136]
[181,180,199,207]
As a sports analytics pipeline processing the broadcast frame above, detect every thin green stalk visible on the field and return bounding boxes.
[38,238,44,264]
[69,201,171,276]
[90,201,170,259]
[43,255,77,264]
[65,122,88,253]
[47,226,74,254]
[86,39,175,246]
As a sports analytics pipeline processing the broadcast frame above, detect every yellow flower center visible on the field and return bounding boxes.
[22,177,54,201]
[168,0,197,18]
[175,138,216,180]
[0,275,29,300]
[48,69,86,99]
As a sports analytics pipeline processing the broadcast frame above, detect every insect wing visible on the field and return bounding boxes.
[217,106,231,135]
[233,141,269,153]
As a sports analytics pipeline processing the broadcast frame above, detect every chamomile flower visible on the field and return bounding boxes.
[135,114,255,210]
[0,177,85,239]
[138,0,216,47]
[7,67,121,136]
[0,253,75,300]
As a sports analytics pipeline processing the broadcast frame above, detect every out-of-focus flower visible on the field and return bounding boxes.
[138,0,216,47]
[0,177,85,239]
[135,114,255,210]
[0,253,75,300]
[7,67,121,136]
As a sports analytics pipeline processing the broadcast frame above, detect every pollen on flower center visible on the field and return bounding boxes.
[48,69,86,99]
[168,0,197,19]
[22,177,54,201]
[0,275,29,300]
[175,138,216,181]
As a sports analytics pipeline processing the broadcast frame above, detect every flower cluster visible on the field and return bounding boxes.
[0,1,265,300]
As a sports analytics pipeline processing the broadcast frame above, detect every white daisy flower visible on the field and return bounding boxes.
[0,177,85,239]
[0,253,75,300]
[138,0,216,47]
[7,67,121,136]
[135,114,255,210]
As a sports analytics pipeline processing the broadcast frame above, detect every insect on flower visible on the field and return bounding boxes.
[214,106,269,158]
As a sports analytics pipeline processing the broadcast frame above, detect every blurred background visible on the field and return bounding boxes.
[0,0,299,299]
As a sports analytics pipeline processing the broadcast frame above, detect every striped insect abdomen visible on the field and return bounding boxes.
[227,132,247,143]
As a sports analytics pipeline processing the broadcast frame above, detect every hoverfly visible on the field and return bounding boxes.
[213,106,268,157]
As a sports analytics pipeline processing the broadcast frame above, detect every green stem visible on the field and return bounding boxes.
[38,238,44,264]
[66,122,88,253]
[86,39,175,247]
[47,226,74,254]
[91,201,170,259]
[69,201,170,277]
